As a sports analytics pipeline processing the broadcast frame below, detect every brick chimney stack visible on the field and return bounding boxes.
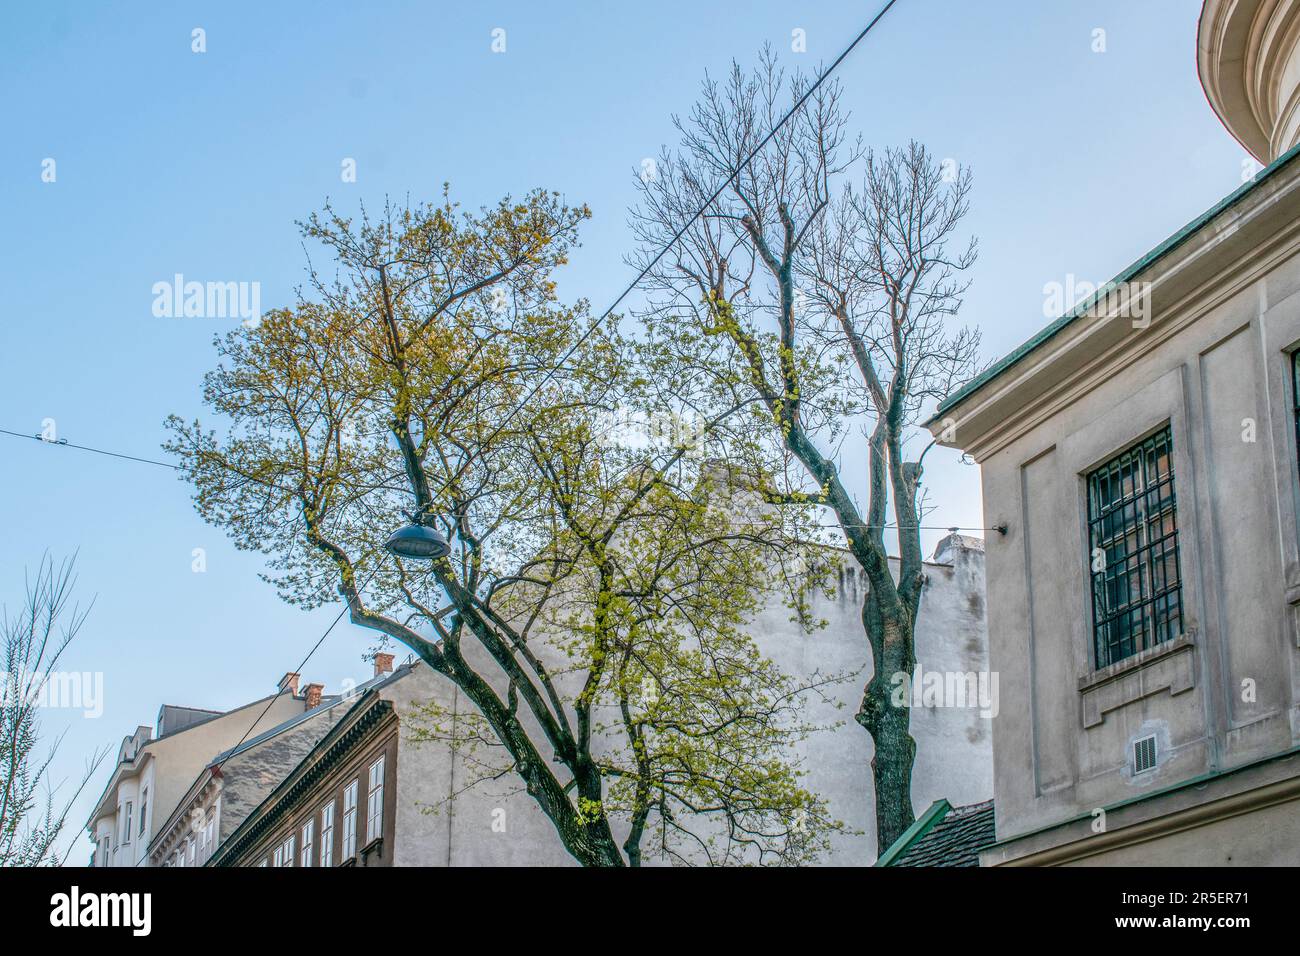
[372,653,394,678]
[302,683,324,709]
[278,672,300,697]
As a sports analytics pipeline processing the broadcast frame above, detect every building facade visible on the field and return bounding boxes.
[86,673,319,867]
[209,660,416,867]
[144,674,371,868]
[925,0,1300,866]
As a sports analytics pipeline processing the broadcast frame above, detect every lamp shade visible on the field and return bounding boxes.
[383,523,451,560]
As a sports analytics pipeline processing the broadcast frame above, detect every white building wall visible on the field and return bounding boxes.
[388,538,992,866]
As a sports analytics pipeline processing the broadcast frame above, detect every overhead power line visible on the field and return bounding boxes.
[419,0,903,513]
[207,570,375,776]
[3,0,910,783]
[0,428,178,470]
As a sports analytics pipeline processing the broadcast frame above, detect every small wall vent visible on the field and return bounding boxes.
[1133,735,1158,774]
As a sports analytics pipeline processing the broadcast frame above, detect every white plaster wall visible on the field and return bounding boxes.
[386,539,992,866]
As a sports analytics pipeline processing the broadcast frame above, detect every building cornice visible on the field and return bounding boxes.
[927,142,1300,462]
[147,770,223,861]
[983,746,1300,865]
[86,747,156,831]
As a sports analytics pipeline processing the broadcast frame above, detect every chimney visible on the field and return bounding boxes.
[372,653,394,678]
[278,672,300,697]
[303,683,324,709]
[931,532,986,565]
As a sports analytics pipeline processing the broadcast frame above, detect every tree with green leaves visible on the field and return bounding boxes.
[630,50,980,851]
[166,188,844,866]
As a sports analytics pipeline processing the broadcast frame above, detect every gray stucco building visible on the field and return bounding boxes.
[925,0,1300,866]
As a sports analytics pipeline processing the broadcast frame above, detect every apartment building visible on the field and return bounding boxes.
[86,672,319,867]
[208,658,420,867]
[145,676,363,868]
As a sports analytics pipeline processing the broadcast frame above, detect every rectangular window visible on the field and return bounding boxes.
[300,819,314,867]
[366,755,385,843]
[320,802,335,868]
[139,789,148,837]
[342,780,359,860]
[273,833,295,867]
[122,801,133,844]
[1087,425,1184,667]
[187,838,195,866]
[203,809,216,857]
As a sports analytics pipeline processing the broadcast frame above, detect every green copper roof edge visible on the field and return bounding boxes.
[927,138,1300,426]
[874,797,952,867]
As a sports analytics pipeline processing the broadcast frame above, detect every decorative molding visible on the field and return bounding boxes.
[1078,634,1197,729]
[934,163,1300,462]
[1199,0,1300,162]
[208,699,393,866]
[990,754,1300,866]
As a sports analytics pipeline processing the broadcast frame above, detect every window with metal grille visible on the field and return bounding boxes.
[1086,426,1183,667]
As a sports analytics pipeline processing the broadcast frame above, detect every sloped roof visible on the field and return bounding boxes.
[206,662,416,865]
[877,798,995,867]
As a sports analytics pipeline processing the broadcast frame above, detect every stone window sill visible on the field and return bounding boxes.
[1077,632,1196,728]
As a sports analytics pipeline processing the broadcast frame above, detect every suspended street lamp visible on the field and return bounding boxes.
[383,511,451,560]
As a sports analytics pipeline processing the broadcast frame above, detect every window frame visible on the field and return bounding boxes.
[273,833,296,868]
[202,807,216,856]
[1292,350,1300,477]
[300,819,315,868]
[1085,424,1184,668]
[366,755,385,844]
[320,801,335,868]
[342,779,359,861]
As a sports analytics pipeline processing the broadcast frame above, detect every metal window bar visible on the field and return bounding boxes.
[1086,426,1184,668]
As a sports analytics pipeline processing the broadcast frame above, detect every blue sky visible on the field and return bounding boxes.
[0,0,1248,864]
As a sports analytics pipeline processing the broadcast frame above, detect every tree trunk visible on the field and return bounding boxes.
[425,644,627,867]
[855,594,917,854]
